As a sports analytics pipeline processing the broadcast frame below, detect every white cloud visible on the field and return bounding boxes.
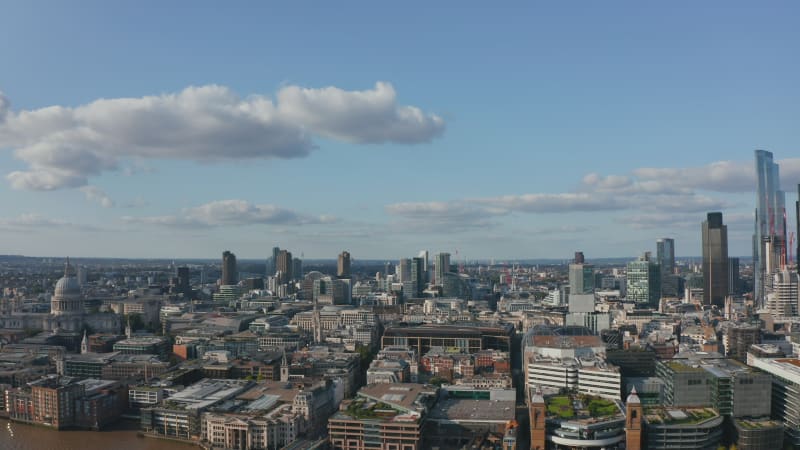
[632,158,800,193]
[0,213,103,232]
[277,82,444,144]
[80,185,114,208]
[473,192,624,213]
[122,199,336,228]
[0,83,444,190]
[618,211,754,230]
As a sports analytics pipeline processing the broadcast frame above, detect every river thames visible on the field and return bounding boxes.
[0,418,198,450]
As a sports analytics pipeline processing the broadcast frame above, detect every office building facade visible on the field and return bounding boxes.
[626,254,661,307]
[702,212,729,307]
[754,150,787,305]
[337,251,350,278]
[222,250,237,286]
[435,252,451,285]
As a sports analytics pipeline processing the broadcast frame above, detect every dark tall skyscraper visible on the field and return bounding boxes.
[411,256,424,297]
[337,251,351,278]
[728,257,741,296]
[292,257,303,280]
[176,266,190,292]
[574,251,585,264]
[657,238,677,296]
[276,250,293,284]
[221,251,237,285]
[754,150,786,304]
[702,212,729,307]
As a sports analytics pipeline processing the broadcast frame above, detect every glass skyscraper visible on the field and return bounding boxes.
[657,238,677,296]
[754,150,787,304]
[626,253,661,307]
[703,212,729,307]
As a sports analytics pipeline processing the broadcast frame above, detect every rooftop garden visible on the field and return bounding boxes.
[344,399,398,420]
[547,396,574,419]
[645,407,717,425]
[546,394,620,420]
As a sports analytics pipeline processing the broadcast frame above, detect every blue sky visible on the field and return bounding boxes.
[0,1,798,260]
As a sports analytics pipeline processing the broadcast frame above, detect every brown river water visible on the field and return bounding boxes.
[0,418,198,450]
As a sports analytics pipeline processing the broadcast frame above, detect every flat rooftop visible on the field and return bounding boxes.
[644,407,720,426]
[428,398,515,423]
[166,378,249,410]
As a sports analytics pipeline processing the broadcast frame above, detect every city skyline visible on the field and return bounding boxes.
[1,2,799,259]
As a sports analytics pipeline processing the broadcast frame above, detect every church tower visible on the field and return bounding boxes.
[625,387,643,450]
[280,349,290,382]
[529,387,546,450]
[125,317,132,339]
[81,330,89,354]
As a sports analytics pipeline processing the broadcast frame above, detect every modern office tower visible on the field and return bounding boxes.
[398,258,411,282]
[574,251,585,264]
[434,252,451,285]
[702,212,729,307]
[337,251,351,278]
[728,257,741,296]
[569,263,594,294]
[418,250,429,283]
[410,257,424,297]
[626,253,661,307]
[656,238,678,296]
[276,250,293,284]
[292,257,303,280]
[797,184,799,272]
[176,266,190,295]
[656,238,675,275]
[754,150,787,304]
[268,246,280,277]
[766,268,800,317]
[221,250,237,285]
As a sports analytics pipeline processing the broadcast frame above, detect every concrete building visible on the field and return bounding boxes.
[656,356,772,418]
[328,383,438,450]
[643,406,724,450]
[726,325,761,362]
[569,263,595,295]
[529,389,626,449]
[747,356,800,447]
[382,323,514,354]
[523,325,621,400]
[766,267,799,317]
[140,379,251,441]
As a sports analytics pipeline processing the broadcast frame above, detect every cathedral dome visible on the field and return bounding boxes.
[52,258,83,316]
[55,276,81,298]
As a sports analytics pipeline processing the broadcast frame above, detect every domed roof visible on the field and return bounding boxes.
[55,276,81,297]
[54,258,81,298]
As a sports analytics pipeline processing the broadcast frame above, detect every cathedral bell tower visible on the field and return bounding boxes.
[625,387,643,450]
